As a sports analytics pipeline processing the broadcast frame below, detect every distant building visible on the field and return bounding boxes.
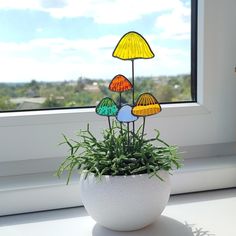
[17,101,42,110]
[10,97,46,110]
[26,88,40,97]
[84,82,100,92]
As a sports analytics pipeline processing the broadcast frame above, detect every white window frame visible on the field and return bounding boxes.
[0,0,236,215]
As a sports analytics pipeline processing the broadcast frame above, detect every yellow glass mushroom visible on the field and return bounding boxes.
[132,93,161,117]
[113,31,155,60]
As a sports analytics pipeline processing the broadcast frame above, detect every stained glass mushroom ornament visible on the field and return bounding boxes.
[132,93,161,138]
[109,74,132,107]
[112,31,155,105]
[117,105,138,147]
[96,97,118,130]
[112,31,155,135]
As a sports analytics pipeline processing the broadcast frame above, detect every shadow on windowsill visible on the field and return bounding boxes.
[92,216,194,236]
[185,222,215,236]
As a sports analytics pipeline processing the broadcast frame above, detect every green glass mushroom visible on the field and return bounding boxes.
[96,97,118,130]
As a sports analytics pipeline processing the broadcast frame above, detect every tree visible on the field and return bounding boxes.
[0,97,17,111]
[42,96,63,108]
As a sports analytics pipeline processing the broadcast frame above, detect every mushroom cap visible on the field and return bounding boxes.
[132,93,161,117]
[96,97,118,117]
[109,74,132,92]
[116,105,138,123]
[112,31,155,60]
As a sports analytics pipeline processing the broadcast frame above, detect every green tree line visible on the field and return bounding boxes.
[0,74,191,111]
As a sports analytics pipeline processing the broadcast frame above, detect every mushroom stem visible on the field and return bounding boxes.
[119,92,122,108]
[131,59,135,141]
[127,122,130,150]
[120,122,123,135]
[132,122,135,145]
[120,122,125,152]
[108,116,112,131]
[142,116,146,140]
[131,59,135,105]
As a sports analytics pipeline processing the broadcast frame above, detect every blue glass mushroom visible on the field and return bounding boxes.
[117,105,138,147]
[117,105,138,123]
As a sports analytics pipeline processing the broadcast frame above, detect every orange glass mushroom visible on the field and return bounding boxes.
[132,93,161,117]
[109,74,132,92]
[109,74,132,107]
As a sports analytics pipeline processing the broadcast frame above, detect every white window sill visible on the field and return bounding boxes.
[0,102,207,127]
[0,155,236,216]
[0,188,235,236]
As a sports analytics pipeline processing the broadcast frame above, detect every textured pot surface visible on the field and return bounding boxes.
[79,171,171,231]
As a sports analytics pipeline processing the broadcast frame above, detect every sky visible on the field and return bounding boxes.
[0,0,191,82]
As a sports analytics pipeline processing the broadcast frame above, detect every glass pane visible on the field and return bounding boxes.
[0,0,193,112]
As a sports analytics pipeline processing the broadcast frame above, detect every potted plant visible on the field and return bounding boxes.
[57,31,181,231]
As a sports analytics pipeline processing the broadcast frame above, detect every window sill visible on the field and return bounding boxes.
[0,155,236,216]
[0,102,208,127]
[0,188,235,235]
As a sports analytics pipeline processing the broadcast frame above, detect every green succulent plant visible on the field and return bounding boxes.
[56,121,181,184]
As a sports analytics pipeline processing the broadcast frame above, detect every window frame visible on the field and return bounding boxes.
[191,0,198,102]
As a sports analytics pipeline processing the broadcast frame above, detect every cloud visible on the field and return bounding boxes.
[0,0,186,24]
[0,35,123,82]
[0,1,191,82]
[0,0,40,10]
[155,1,191,40]
[40,0,67,9]
[0,34,190,82]
[45,0,182,24]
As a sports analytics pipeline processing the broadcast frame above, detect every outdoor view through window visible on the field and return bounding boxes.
[0,0,193,112]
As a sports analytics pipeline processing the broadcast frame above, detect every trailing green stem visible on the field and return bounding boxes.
[57,121,181,184]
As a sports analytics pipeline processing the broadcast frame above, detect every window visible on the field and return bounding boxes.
[1,0,236,215]
[0,0,195,112]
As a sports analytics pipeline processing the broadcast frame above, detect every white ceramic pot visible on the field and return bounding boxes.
[79,171,171,231]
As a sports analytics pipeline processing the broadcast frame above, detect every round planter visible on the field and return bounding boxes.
[79,171,171,231]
